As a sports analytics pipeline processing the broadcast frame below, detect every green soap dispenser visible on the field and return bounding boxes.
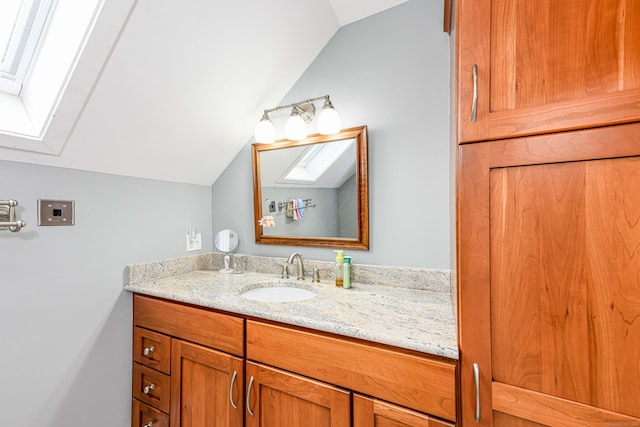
[343,256,352,289]
[333,250,344,287]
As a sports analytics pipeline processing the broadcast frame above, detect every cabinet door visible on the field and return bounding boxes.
[245,361,350,427]
[457,0,640,143]
[353,394,454,427]
[457,124,640,426]
[170,339,243,427]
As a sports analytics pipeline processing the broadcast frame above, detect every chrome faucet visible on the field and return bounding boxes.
[287,252,305,280]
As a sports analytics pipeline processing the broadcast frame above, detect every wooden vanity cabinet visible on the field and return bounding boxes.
[132,295,458,426]
[132,295,245,427]
[456,0,640,143]
[457,123,640,426]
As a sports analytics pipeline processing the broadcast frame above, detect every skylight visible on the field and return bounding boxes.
[0,0,56,95]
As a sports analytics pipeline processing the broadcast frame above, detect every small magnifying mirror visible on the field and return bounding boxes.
[215,229,239,274]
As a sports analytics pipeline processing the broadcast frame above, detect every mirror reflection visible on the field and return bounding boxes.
[252,126,369,250]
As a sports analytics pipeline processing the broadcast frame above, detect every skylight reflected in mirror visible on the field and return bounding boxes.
[278,138,355,185]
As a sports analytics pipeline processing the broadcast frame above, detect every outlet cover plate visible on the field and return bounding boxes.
[38,199,75,226]
[186,233,202,251]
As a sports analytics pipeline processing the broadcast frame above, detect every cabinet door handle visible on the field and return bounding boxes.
[143,346,155,356]
[246,376,255,416]
[143,384,155,395]
[473,363,481,422]
[471,64,478,123]
[143,422,153,427]
[229,370,238,409]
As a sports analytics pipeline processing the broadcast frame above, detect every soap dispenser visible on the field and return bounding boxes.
[343,256,352,289]
[333,250,344,287]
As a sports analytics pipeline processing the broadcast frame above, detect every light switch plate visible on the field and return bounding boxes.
[186,233,202,251]
[38,199,75,226]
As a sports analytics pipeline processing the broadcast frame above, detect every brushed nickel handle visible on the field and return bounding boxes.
[229,370,238,409]
[473,363,480,422]
[471,64,478,123]
[143,383,155,395]
[143,422,153,427]
[143,346,155,356]
[246,376,255,416]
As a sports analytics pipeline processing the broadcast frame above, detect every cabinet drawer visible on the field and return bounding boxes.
[133,295,244,357]
[247,320,457,422]
[132,399,169,427]
[134,327,171,374]
[133,363,171,414]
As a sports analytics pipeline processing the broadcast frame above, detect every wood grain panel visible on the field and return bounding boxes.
[170,339,244,427]
[490,162,591,400]
[493,382,640,426]
[133,295,244,356]
[457,0,640,143]
[246,321,457,422]
[493,411,546,427]
[456,142,492,426]
[245,362,350,427]
[489,121,640,168]
[133,326,171,374]
[490,0,640,110]
[353,395,455,427]
[490,157,640,417]
[584,157,640,416]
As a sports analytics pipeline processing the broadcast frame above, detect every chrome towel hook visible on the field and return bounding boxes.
[0,199,26,232]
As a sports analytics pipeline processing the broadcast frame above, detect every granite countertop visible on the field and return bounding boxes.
[124,266,458,360]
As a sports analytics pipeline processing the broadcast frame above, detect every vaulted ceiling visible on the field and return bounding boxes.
[0,0,407,185]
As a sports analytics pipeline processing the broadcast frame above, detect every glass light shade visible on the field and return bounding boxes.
[254,116,276,143]
[317,107,341,135]
[285,113,307,140]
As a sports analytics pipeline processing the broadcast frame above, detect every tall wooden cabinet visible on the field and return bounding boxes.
[456,0,640,144]
[457,126,640,426]
[456,1,640,425]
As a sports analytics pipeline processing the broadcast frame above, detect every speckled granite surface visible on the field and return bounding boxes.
[124,254,458,359]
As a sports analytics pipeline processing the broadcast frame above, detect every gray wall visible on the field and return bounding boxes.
[212,0,451,269]
[0,160,212,427]
[338,174,357,238]
[262,187,340,237]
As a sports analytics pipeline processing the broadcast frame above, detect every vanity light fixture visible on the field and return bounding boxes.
[254,95,342,143]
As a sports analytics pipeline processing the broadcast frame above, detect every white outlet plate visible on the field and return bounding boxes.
[186,233,202,252]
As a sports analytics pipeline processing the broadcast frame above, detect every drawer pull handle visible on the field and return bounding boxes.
[246,376,255,416]
[229,370,238,409]
[143,346,155,356]
[471,64,478,123]
[143,384,155,395]
[473,363,480,422]
[143,422,153,427]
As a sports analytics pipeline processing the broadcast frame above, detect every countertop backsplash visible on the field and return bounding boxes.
[126,252,451,294]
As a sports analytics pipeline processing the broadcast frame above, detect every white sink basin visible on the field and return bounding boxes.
[240,285,316,303]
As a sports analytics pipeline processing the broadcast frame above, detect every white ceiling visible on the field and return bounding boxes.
[0,0,407,185]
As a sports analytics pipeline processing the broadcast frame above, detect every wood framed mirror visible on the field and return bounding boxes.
[252,126,369,250]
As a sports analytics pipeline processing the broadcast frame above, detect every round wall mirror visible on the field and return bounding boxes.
[215,229,238,253]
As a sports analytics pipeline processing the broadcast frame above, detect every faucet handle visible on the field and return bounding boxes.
[281,264,289,279]
[312,268,320,283]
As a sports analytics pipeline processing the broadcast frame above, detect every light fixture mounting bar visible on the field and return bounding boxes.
[262,95,330,115]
